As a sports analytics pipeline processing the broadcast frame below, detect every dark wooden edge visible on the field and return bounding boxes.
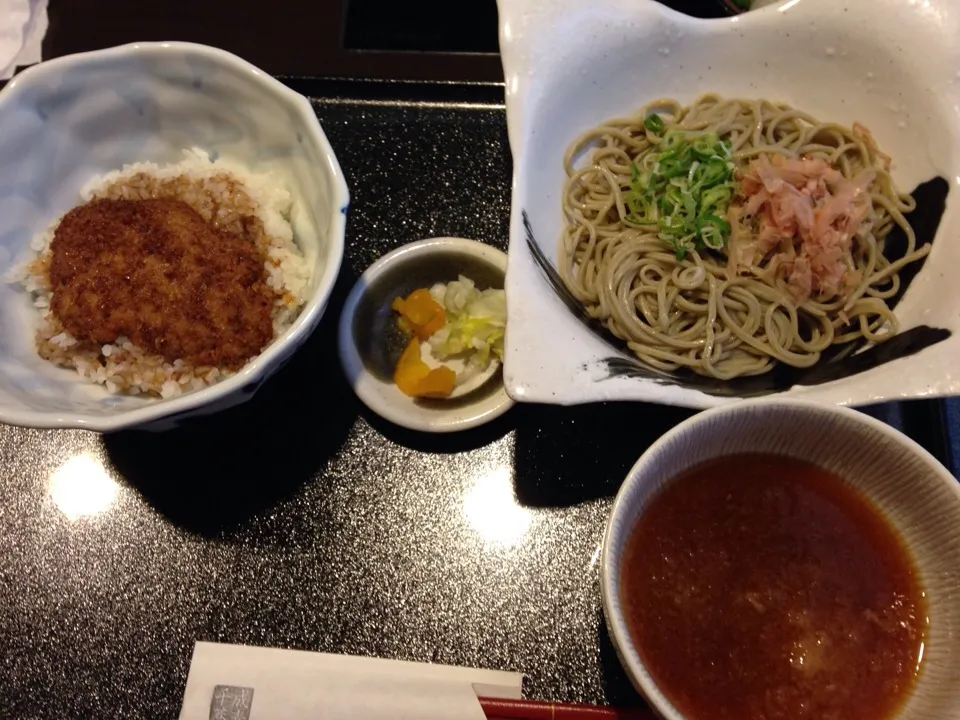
[43,0,504,83]
[0,71,508,107]
[279,76,505,105]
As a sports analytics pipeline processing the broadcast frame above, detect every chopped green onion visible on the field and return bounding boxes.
[701,185,732,212]
[697,214,730,250]
[622,130,735,259]
[643,114,665,135]
[691,135,722,159]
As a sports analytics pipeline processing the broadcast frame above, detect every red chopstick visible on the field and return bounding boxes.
[478,697,655,720]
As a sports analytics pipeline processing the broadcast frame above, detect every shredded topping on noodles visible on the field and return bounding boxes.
[736,155,875,302]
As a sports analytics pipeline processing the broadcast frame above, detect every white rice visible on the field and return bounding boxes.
[8,148,310,399]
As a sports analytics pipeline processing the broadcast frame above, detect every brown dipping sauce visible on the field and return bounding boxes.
[621,453,926,720]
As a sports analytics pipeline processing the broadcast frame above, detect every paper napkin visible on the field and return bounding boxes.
[0,0,47,80]
[179,642,524,720]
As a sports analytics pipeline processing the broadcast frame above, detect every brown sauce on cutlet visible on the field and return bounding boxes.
[48,197,275,369]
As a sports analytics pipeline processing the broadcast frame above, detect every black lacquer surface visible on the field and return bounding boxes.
[0,80,955,719]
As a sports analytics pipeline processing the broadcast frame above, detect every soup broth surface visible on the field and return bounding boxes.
[621,453,926,720]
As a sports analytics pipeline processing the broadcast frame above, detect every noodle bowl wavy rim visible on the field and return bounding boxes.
[497,0,960,408]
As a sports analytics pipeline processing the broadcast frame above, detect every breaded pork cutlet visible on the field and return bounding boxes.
[48,198,274,369]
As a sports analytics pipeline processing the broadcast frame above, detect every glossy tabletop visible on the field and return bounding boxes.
[4,22,960,720]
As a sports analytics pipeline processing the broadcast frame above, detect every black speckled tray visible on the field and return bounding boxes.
[0,78,956,720]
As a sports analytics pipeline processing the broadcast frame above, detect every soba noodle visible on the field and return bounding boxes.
[560,93,928,379]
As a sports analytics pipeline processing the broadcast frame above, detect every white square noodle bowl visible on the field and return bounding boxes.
[0,42,349,431]
[498,0,960,409]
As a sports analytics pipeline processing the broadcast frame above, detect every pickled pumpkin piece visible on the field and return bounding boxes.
[392,288,446,340]
[394,338,431,396]
[415,366,456,398]
[393,338,456,399]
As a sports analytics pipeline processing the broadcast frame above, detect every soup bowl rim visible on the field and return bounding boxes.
[600,396,960,719]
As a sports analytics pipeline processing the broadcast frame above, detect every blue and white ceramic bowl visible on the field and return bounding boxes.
[0,42,349,431]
